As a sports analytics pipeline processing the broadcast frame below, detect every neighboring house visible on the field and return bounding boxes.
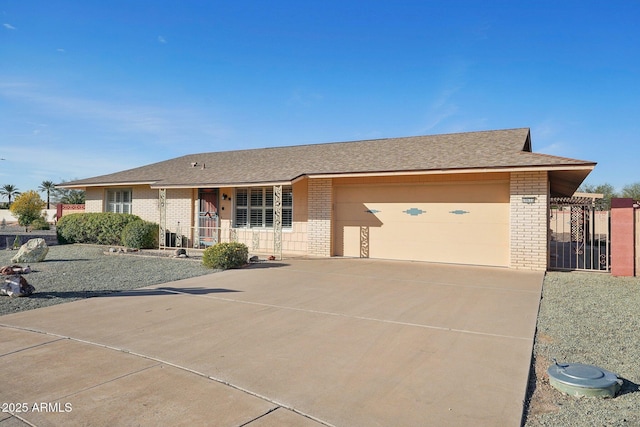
[58,128,595,270]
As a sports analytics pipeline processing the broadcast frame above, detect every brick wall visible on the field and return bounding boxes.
[509,171,549,270]
[56,204,85,219]
[84,188,103,212]
[307,178,332,257]
[83,186,194,244]
[132,187,159,222]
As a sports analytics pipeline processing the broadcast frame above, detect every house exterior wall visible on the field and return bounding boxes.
[83,185,192,241]
[509,171,549,270]
[81,170,554,270]
[288,180,309,254]
[132,186,159,222]
[216,182,309,256]
[84,188,104,212]
[307,178,333,257]
[163,188,193,236]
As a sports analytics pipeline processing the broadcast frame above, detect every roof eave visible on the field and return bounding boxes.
[150,180,294,189]
[305,163,596,179]
[56,181,159,189]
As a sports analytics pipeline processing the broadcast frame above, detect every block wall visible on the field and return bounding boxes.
[510,171,549,270]
[307,178,332,257]
[132,187,160,223]
[84,188,104,212]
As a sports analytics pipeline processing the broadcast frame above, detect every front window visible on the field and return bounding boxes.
[106,189,132,214]
[235,186,292,228]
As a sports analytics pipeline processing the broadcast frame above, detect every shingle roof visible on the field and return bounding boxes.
[60,128,595,190]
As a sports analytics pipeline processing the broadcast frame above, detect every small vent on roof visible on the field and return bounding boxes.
[548,360,623,398]
[191,162,198,168]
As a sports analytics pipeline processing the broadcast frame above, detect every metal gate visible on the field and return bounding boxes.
[549,197,610,271]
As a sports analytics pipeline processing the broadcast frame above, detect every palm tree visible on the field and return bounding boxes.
[58,188,85,204]
[0,184,20,206]
[38,180,56,209]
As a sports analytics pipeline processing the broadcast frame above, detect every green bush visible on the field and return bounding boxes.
[57,212,142,245]
[30,217,50,230]
[121,220,159,249]
[202,242,248,270]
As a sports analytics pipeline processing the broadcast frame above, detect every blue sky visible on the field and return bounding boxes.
[1,0,639,201]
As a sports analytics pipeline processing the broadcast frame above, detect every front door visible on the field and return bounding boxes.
[198,189,219,248]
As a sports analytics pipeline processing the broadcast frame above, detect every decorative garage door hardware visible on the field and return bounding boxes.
[403,208,427,216]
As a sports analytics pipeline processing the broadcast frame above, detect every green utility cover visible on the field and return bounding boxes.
[548,362,623,398]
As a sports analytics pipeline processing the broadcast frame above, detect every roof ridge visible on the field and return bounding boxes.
[189,127,532,156]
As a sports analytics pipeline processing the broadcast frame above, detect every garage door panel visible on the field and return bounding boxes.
[378,223,507,244]
[335,183,509,204]
[367,224,508,265]
[334,182,509,266]
[352,203,507,223]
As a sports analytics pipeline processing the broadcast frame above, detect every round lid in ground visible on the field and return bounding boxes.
[548,362,623,397]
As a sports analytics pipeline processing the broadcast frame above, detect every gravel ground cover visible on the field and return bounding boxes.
[524,271,640,426]
[0,243,213,316]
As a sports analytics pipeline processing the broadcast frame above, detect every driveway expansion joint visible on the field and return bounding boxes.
[0,323,336,427]
[156,289,532,341]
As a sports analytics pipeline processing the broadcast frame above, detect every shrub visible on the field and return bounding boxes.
[121,220,159,249]
[30,217,50,230]
[202,242,248,270]
[9,190,45,230]
[57,212,142,245]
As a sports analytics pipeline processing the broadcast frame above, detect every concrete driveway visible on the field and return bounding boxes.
[0,258,543,427]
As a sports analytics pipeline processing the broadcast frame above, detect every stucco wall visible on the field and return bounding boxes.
[0,209,57,224]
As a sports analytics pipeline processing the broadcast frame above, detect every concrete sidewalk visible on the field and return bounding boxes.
[0,258,544,426]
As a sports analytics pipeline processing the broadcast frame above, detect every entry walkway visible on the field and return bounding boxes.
[0,259,544,426]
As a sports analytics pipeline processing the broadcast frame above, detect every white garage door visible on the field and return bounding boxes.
[334,181,510,267]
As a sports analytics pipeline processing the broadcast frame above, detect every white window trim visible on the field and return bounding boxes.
[234,186,292,229]
[105,188,132,214]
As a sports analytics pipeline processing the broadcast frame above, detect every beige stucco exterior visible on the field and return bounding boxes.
[81,170,555,270]
[61,128,596,270]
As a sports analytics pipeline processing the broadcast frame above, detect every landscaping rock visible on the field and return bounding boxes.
[11,238,49,263]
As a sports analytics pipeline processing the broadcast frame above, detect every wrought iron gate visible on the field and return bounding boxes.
[549,198,610,271]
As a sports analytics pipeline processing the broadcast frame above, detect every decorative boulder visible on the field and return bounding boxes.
[11,238,49,263]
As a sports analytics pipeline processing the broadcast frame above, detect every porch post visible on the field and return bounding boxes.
[273,185,282,260]
[158,188,166,249]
